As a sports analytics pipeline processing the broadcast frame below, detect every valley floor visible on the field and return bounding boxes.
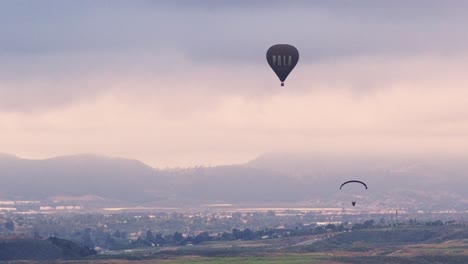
[5,226,468,264]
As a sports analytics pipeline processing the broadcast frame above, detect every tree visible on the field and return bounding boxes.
[221,232,235,241]
[315,226,324,234]
[153,233,165,246]
[146,229,154,242]
[232,228,242,240]
[173,231,184,244]
[242,228,255,240]
[363,219,375,228]
[193,231,210,244]
[81,228,92,246]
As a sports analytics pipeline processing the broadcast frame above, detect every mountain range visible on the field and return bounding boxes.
[0,153,467,210]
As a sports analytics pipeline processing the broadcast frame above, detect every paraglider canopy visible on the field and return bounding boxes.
[266,44,299,86]
[339,180,368,190]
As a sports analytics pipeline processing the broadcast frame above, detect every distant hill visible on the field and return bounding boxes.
[0,154,303,204]
[157,165,304,203]
[0,153,467,209]
[246,152,468,210]
[0,237,96,260]
[0,154,162,202]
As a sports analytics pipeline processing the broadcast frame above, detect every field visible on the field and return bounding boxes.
[5,226,468,264]
[0,254,338,264]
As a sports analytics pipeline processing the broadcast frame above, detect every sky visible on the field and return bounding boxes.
[1,1,468,167]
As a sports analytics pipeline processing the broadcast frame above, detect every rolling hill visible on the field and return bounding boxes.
[0,153,467,209]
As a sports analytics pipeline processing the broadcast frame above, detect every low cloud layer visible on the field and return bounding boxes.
[2,54,468,166]
[1,2,468,166]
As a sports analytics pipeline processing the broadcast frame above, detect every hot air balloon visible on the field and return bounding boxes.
[266,44,299,86]
[339,180,368,206]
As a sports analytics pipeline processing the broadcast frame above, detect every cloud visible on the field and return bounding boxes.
[2,1,468,165]
[2,54,468,166]
[2,1,467,59]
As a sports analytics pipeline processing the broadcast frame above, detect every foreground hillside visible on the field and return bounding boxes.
[0,237,96,261]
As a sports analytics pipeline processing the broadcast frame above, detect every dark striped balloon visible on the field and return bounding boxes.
[266,44,299,86]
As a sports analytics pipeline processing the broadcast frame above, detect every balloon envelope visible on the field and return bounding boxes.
[266,44,299,86]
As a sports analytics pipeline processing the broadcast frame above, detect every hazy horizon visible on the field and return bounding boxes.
[2,1,468,167]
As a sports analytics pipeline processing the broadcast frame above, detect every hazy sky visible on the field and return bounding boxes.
[2,1,468,167]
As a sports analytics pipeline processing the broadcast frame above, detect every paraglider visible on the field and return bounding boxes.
[266,44,299,86]
[339,180,368,206]
[339,180,368,190]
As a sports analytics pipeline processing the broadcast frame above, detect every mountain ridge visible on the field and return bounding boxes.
[0,152,467,209]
